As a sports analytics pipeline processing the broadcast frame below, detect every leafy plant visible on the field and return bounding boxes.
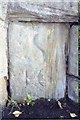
[7,96,19,108]
[7,96,20,114]
[24,93,35,106]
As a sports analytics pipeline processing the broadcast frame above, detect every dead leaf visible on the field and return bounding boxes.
[70,113,77,118]
[58,101,63,109]
[12,111,22,117]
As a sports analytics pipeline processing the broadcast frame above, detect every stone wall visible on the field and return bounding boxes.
[0,0,78,107]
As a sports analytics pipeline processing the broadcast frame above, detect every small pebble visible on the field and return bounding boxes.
[60,116,64,118]
[27,103,30,105]
[19,104,22,106]
[23,103,25,106]
[48,99,50,101]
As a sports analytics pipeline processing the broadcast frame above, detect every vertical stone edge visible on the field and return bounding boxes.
[68,25,78,103]
[0,0,8,112]
[54,24,67,100]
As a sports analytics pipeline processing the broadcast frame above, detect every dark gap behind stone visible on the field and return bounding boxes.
[6,22,11,107]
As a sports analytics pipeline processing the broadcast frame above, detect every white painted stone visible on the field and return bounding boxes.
[68,25,78,102]
[8,22,69,101]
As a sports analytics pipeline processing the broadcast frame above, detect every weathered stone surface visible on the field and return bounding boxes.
[0,20,8,78]
[0,77,7,106]
[68,25,78,102]
[0,20,8,106]
[0,0,8,20]
[7,0,78,22]
[0,1,8,106]
[68,77,78,103]
[8,22,69,101]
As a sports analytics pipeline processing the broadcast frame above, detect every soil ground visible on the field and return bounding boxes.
[2,97,79,119]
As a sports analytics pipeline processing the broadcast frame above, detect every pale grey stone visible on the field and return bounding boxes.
[68,25,78,102]
[0,20,8,78]
[69,25,78,76]
[68,77,78,103]
[0,0,8,21]
[8,22,69,101]
[0,77,7,107]
[0,1,8,107]
[7,0,78,22]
